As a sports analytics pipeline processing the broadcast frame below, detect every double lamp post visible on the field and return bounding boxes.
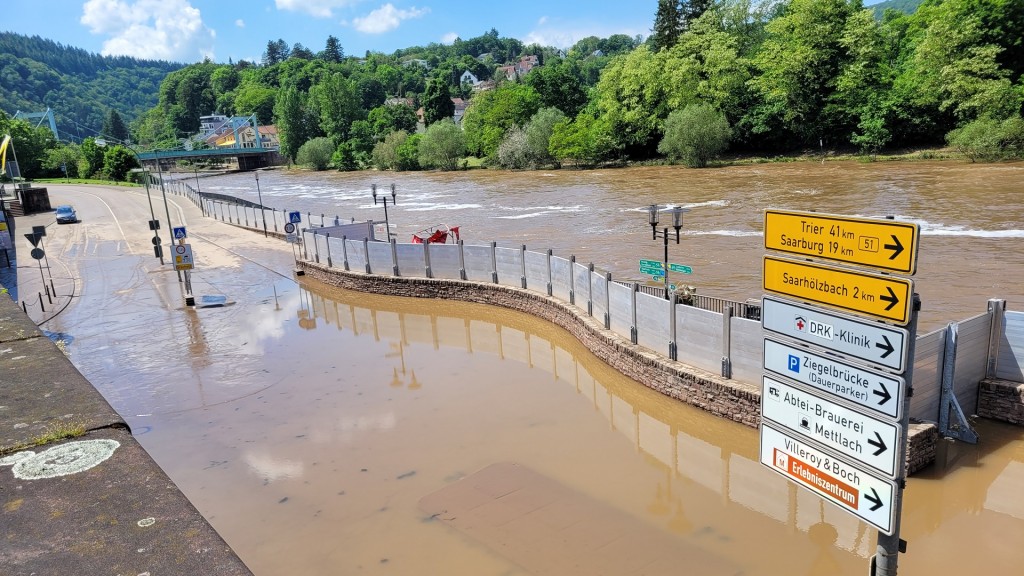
[647,204,688,300]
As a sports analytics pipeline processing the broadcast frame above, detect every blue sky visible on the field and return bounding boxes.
[3,0,672,63]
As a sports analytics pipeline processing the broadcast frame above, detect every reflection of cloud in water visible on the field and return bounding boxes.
[223,286,300,353]
[244,450,304,482]
[310,413,397,444]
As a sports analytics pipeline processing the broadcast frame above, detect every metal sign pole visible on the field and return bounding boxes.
[872,293,919,576]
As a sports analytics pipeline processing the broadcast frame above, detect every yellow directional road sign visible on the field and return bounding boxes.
[764,210,920,274]
[763,256,913,325]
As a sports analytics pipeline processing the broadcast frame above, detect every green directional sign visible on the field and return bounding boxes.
[640,265,665,277]
[639,259,663,269]
[669,263,692,274]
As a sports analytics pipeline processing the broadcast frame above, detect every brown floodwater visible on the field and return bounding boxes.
[201,161,1024,332]
[35,162,1024,575]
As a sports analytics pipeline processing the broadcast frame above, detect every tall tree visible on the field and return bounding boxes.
[310,72,361,141]
[422,77,455,126]
[682,0,715,32]
[320,36,344,63]
[101,109,130,143]
[263,39,289,66]
[651,0,683,51]
[274,87,316,162]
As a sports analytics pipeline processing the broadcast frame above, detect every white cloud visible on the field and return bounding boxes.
[352,4,429,34]
[441,32,458,44]
[523,21,644,50]
[80,0,215,61]
[538,16,548,26]
[235,19,245,28]
[274,0,357,19]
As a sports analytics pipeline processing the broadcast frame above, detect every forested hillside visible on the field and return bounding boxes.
[0,32,182,140]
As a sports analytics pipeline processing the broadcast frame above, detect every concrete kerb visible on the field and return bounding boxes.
[0,295,253,575]
[295,259,939,475]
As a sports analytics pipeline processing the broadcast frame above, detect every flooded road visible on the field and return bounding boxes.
[22,165,1024,575]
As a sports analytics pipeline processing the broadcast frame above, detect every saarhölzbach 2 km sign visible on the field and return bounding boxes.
[760,209,920,573]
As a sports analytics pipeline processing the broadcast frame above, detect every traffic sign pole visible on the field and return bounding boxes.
[873,294,919,576]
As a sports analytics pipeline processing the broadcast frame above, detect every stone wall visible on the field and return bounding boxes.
[298,261,940,474]
[977,378,1024,425]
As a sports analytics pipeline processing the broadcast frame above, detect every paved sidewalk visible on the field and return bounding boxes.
[1,265,252,574]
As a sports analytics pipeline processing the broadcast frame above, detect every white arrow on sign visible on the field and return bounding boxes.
[762,337,905,420]
[759,423,897,535]
[761,376,901,478]
[761,295,909,372]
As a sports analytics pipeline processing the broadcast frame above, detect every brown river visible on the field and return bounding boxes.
[46,161,1024,575]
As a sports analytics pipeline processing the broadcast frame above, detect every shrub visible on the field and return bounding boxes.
[657,104,732,168]
[946,115,1024,162]
[418,119,466,171]
[495,127,531,169]
[296,137,335,170]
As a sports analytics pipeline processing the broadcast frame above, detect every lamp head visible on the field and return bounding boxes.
[372,183,378,201]
[390,183,396,200]
[648,204,659,227]
[672,206,685,230]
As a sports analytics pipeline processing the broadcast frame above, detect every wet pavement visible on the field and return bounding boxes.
[4,181,1024,575]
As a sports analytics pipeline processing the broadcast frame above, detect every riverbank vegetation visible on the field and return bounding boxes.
[3,0,1023,182]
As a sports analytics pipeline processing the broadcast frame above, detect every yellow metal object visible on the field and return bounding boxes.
[763,256,913,325]
[764,210,919,274]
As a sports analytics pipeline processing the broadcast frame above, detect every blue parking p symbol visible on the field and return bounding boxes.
[788,355,800,373]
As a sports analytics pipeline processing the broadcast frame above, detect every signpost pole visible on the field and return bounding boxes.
[873,293,919,576]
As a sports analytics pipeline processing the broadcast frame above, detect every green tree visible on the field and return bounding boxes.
[658,104,732,167]
[296,136,335,170]
[320,35,344,63]
[746,0,858,147]
[0,112,55,178]
[496,127,531,169]
[525,60,588,117]
[947,115,1024,161]
[234,85,277,125]
[372,130,409,170]
[593,45,670,158]
[651,0,684,51]
[548,112,614,167]
[42,143,82,179]
[79,137,105,178]
[423,76,455,126]
[367,104,418,140]
[418,119,465,170]
[524,107,566,167]
[461,83,541,159]
[395,133,422,171]
[274,87,318,162]
[101,109,130,143]
[263,39,289,66]
[102,145,137,181]
[310,72,361,141]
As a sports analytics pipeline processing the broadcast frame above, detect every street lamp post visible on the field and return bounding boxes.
[647,204,688,300]
[254,170,268,237]
[95,138,163,264]
[372,183,397,240]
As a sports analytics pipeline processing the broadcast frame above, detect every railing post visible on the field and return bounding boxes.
[325,233,332,267]
[722,305,733,379]
[490,241,498,283]
[630,283,638,344]
[604,272,612,329]
[520,245,528,289]
[273,209,279,232]
[390,238,400,276]
[569,255,576,305]
[669,292,678,361]
[313,232,321,263]
[423,239,433,278]
[342,235,350,270]
[301,229,309,260]
[363,238,372,274]
[546,249,553,296]
[245,205,250,227]
[986,298,1007,378]
[588,263,594,316]
[458,239,467,280]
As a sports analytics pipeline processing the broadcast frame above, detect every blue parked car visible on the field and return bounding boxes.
[55,205,78,224]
